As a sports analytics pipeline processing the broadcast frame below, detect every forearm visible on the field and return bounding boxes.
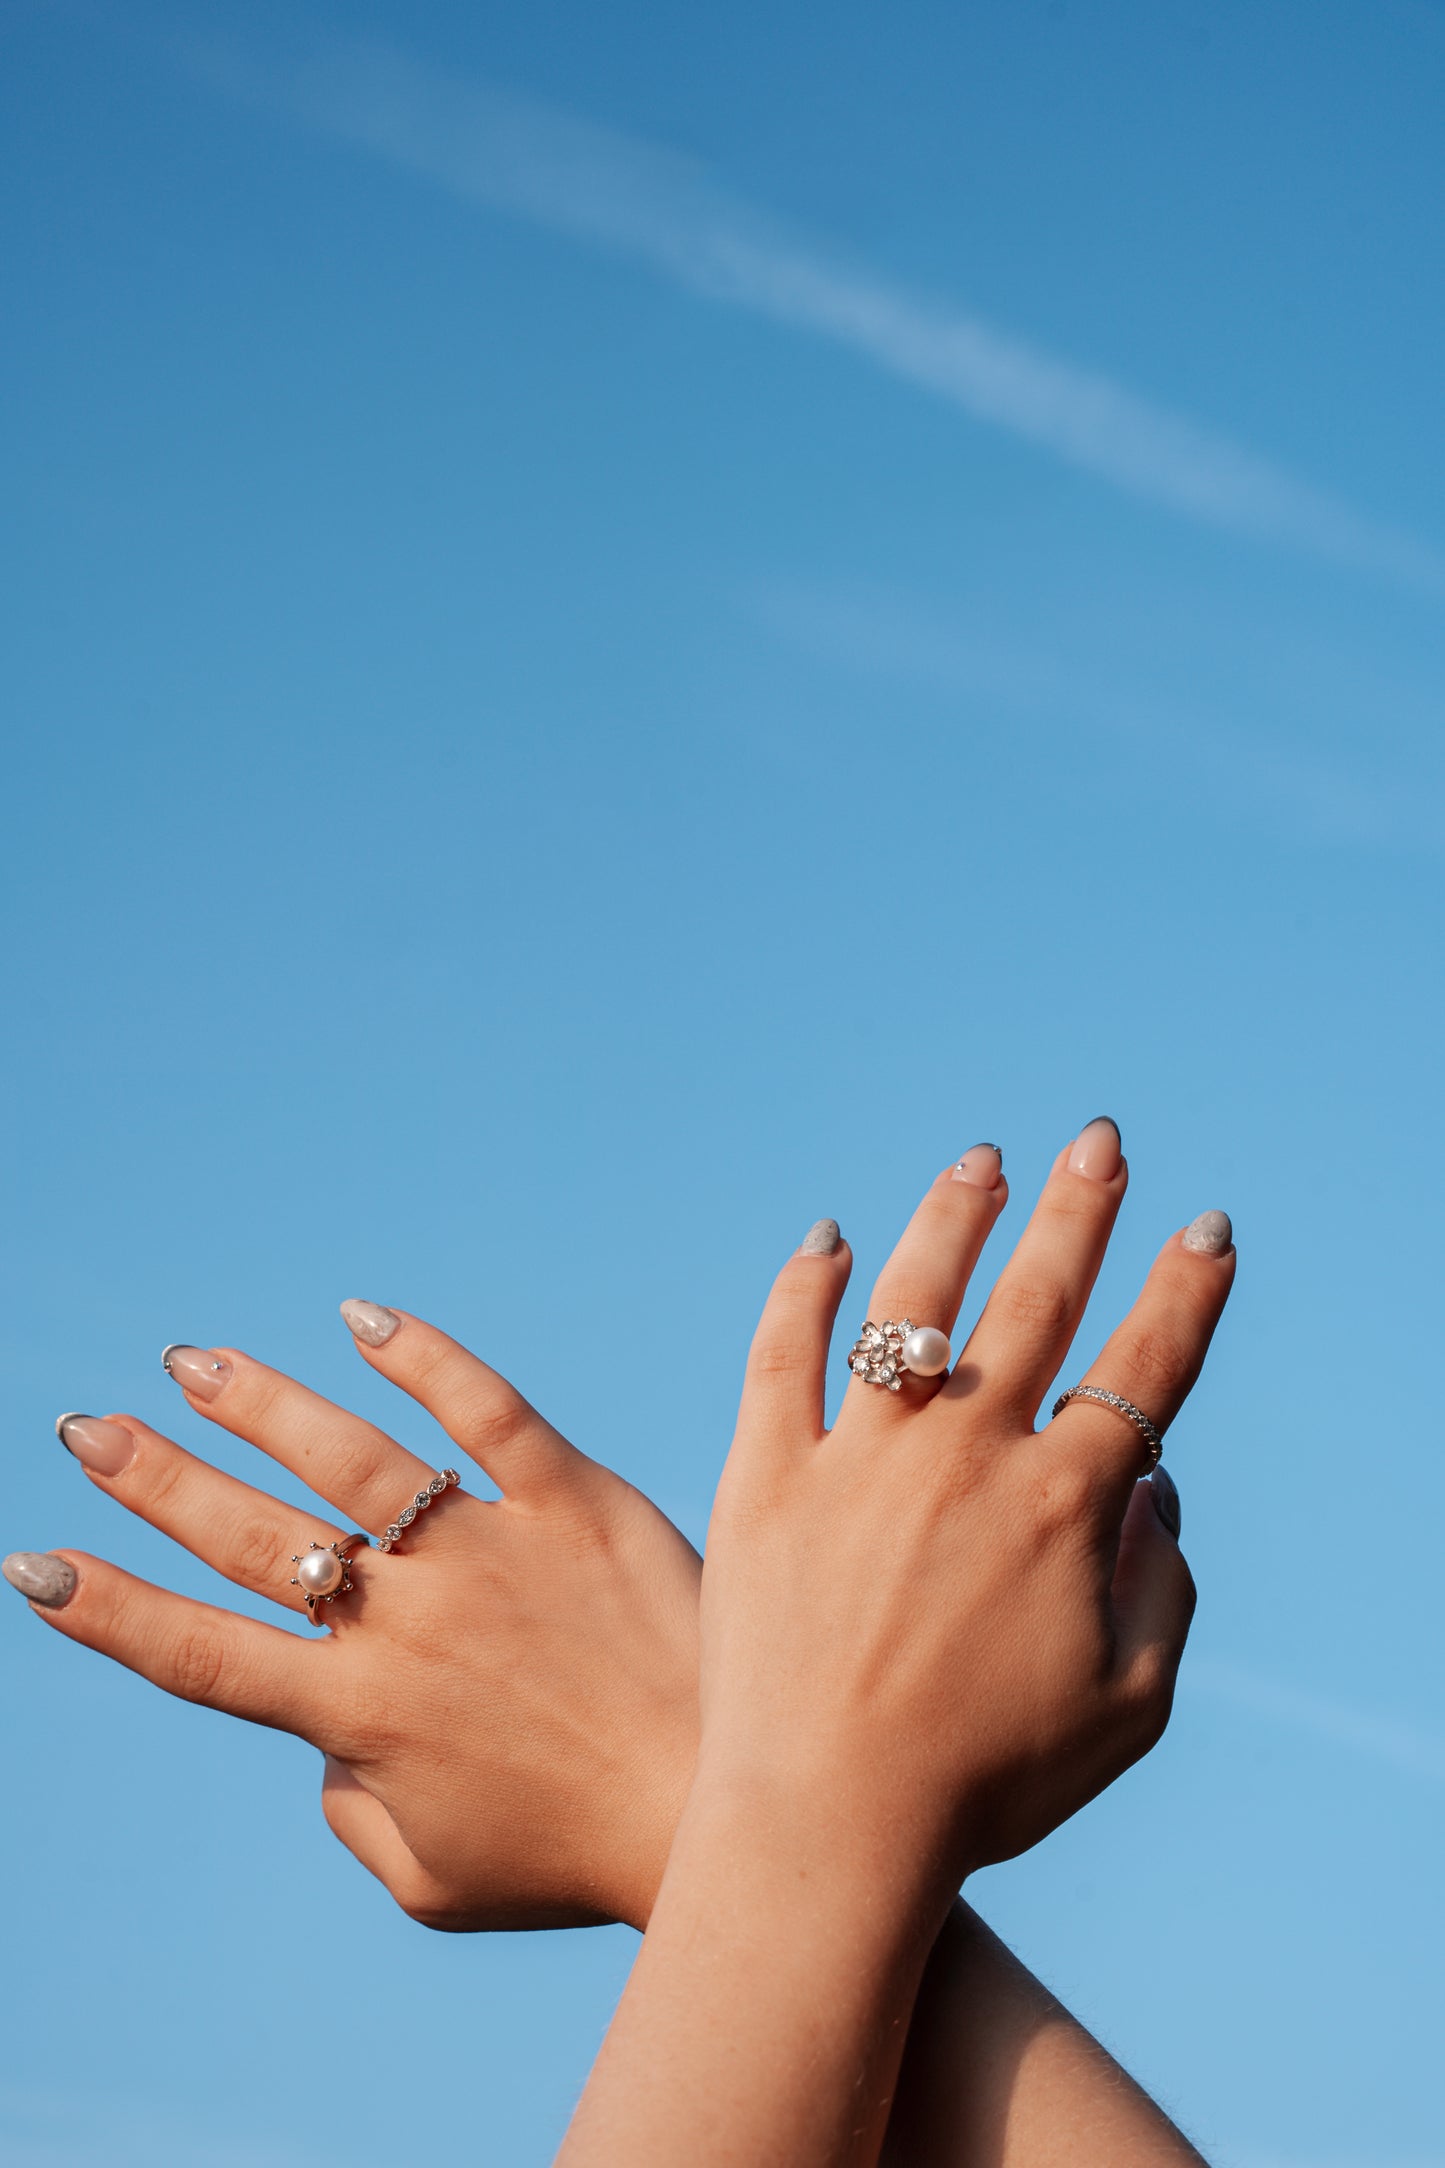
[561,1764,953,2168]
[882,1901,1208,2168]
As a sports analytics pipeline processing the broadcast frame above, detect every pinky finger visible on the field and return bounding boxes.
[3,1549,322,1737]
[321,1759,457,1928]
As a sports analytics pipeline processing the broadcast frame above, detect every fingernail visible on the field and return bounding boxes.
[339,1299,402,1348]
[1067,1116,1122,1181]
[953,1143,1003,1190]
[1148,1465,1182,1539]
[799,1219,841,1256]
[55,1413,135,1476]
[1182,1209,1233,1256]
[3,1552,78,1608]
[161,1345,233,1401]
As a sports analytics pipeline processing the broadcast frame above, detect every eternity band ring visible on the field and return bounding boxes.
[848,1319,953,1392]
[378,1467,462,1552]
[1050,1385,1164,1470]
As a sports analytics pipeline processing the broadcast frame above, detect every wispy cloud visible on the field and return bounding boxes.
[189,36,1444,590]
[1185,1658,1445,1785]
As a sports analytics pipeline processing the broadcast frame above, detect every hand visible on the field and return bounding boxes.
[17,1305,700,1930]
[558,1127,1234,2167]
[701,1125,1234,1883]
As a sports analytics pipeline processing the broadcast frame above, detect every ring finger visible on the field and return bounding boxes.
[56,1411,349,1615]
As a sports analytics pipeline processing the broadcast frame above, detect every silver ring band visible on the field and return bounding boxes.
[1050,1385,1164,1469]
[377,1467,461,1552]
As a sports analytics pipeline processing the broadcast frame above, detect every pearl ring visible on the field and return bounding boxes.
[847,1319,952,1392]
[290,1535,368,1621]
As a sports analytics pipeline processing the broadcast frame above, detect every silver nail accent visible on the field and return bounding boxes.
[1182,1209,1233,1256]
[55,1411,86,1444]
[799,1219,842,1256]
[3,1552,78,1608]
[339,1299,402,1348]
[1148,1465,1182,1539]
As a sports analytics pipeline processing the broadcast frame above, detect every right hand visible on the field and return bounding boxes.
[695,1125,1233,1887]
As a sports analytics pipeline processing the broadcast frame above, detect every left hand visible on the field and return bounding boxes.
[15,1305,701,1931]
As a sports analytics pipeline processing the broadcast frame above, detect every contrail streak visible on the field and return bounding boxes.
[189,35,1444,588]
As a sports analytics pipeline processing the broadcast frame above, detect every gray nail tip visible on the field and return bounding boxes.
[1182,1209,1234,1256]
[799,1219,842,1256]
[1148,1466,1182,1539]
[339,1299,402,1347]
[54,1412,87,1444]
[160,1344,187,1374]
[3,1552,79,1608]
[1085,1115,1121,1137]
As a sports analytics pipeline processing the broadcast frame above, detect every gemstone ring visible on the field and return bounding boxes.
[377,1467,462,1553]
[847,1320,953,1392]
[290,1535,367,1622]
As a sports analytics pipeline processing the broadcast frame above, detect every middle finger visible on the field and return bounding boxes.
[161,1345,442,1535]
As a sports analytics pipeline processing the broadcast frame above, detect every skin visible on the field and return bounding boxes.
[561,1134,1232,2165]
[16,1130,1230,2163]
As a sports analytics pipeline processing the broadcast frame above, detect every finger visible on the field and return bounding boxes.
[338,1301,583,1504]
[1110,1475,1197,1720]
[737,1219,852,1445]
[11,1549,325,1736]
[321,1758,456,1926]
[56,1413,347,1615]
[162,1343,438,1536]
[946,1118,1127,1420]
[857,1147,1008,1405]
[1045,1210,1236,1496]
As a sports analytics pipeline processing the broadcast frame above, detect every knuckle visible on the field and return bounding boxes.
[228,1516,292,1590]
[988,1275,1073,1345]
[327,1427,394,1498]
[166,1623,231,1705]
[1117,1321,1196,1403]
[748,1336,815,1385]
[454,1385,530,1460]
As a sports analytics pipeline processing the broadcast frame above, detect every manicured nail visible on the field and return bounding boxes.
[339,1299,402,1347]
[55,1413,135,1476]
[1182,1209,1233,1256]
[1148,1465,1182,1539]
[799,1219,841,1256]
[953,1144,1003,1190]
[161,1345,233,1401]
[3,1552,78,1608]
[1067,1116,1122,1181]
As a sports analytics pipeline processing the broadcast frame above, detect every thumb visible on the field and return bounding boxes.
[320,1757,458,1929]
[1110,1470,1196,1705]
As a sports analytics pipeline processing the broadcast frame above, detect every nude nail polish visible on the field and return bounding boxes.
[1182,1209,1233,1256]
[953,1144,1003,1190]
[1067,1117,1122,1181]
[339,1299,401,1348]
[799,1219,841,1256]
[161,1345,233,1401]
[3,1552,78,1608]
[1149,1465,1182,1539]
[55,1413,135,1476]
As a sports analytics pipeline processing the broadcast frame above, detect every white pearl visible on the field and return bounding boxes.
[900,1326,951,1377]
[297,1546,344,1597]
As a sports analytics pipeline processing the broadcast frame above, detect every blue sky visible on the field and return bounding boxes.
[2,1,1443,2160]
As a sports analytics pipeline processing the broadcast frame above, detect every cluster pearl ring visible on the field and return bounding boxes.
[291,1535,367,1622]
[378,1467,461,1553]
[848,1319,952,1392]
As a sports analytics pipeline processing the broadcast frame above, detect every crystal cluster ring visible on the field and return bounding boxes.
[290,1536,366,1622]
[377,1467,462,1553]
[847,1320,953,1391]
